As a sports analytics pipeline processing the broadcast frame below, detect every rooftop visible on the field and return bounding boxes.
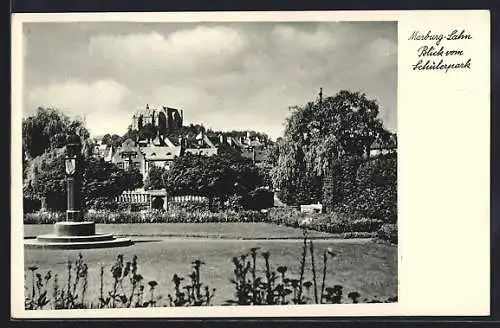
[141,146,182,161]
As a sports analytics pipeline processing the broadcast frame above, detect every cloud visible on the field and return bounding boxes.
[270,25,336,53]
[87,26,247,78]
[24,22,397,139]
[26,79,131,136]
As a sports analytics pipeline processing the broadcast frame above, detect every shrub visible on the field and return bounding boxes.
[144,166,166,191]
[117,202,149,212]
[86,198,119,212]
[24,212,65,224]
[356,153,397,190]
[349,218,384,232]
[266,207,383,234]
[342,185,397,223]
[226,195,245,211]
[23,197,41,213]
[322,154,397,224]
[168,200,210,212]
[341,232,377,239]
[24,209,268,225]
[377,223,398,244]
[242,187,274,210]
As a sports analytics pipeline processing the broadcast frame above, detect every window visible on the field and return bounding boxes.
[122,152,137,159]
[117,162,124,169]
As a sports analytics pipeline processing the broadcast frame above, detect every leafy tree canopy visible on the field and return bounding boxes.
[101,134,124,149]
[144,165,166,191]
[23,148,143,211]
[22,107,90,159]
[271,90,391,205]
[163,153,265,209]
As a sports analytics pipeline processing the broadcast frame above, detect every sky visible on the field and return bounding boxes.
[22,21,397,140]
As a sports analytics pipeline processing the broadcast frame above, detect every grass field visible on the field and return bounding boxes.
[24,223,397,306]
[24,223,344,239]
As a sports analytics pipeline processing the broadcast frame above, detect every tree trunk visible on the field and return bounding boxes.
[39,197,47,212]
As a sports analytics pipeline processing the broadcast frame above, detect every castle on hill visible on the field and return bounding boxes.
[92,104,272,183]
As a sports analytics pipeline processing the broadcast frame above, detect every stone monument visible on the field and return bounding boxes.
[25,134,133,249]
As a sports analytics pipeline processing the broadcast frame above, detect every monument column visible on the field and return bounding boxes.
[65,134,82,222]
[53,134,95,236]
[25,134,133,248]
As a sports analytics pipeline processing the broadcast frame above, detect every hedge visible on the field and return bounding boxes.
[24,207,392,241]
[24,209,268,225]
[266,207,384,234]
[377,223,398,244]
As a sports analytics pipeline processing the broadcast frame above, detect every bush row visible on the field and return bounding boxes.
[24,209,269,224]
[266,208,385,233]
[25,208,384,232]
[376,223,398,244]
[24,207,394,242]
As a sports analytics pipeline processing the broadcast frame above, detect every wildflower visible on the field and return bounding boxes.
[191,259,205,267]
[250,247,260,255]
[172,274,183,285]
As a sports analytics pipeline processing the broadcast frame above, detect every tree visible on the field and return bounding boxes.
[144,166,166,190]
[124,167,144,191]
[122,126,139,143]
[164,153,265,210]
[23,149,143,212]
[101,133,123,149]
[23,148,66,211]
[138,123,157,142]
[101,134,112,146]
[82,158,143,209]
[271,90,389,206]
[22,107,90,159]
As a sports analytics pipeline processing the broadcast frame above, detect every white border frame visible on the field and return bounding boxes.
[11,10,490,318]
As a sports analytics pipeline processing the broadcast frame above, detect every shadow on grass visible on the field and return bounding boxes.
[129,239,163,244]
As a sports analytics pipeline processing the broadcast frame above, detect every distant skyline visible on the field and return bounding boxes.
[23,21,397,140]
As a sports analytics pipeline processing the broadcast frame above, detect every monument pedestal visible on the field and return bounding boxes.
[25,221,133,249]
[24,134,134,250]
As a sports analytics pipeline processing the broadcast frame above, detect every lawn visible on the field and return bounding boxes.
[24,223,397,306]
[24,222,348,239]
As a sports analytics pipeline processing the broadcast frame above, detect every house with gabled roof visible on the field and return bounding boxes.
[141,145,182,172]
[111,139,145,172]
